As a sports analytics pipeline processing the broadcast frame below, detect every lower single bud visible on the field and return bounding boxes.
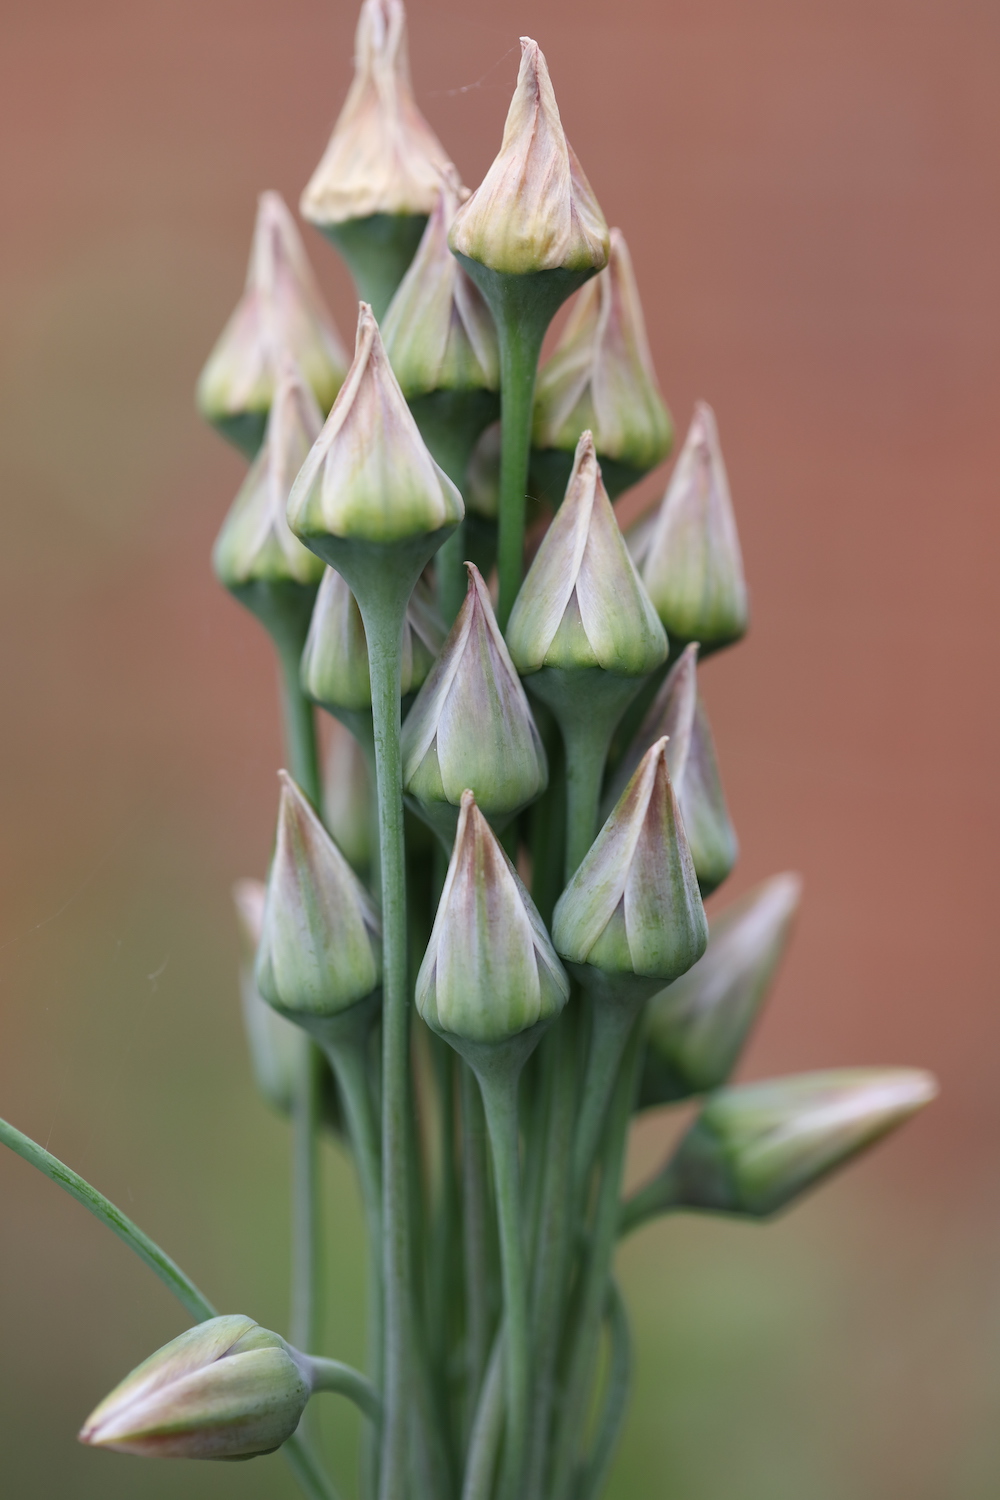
[78,1315,310,1461]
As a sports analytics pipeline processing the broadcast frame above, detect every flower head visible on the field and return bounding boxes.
[533,228,672,473]
[506,431,667,677]
[197,193,347,456]
[416,791,569,1044]
[608,643,737,894]
[300,0,455,228]
[635,402,748,650]
[79,1315,309,1460]
[402,564,546,836]
[553,738,707,981]
[670,1069,938,1218]
[642,873,802,1105]
[288,304,464,546]
[256,772,381,1015]
[301,568,443,713]
[213,361,326,591]
[382,174,499,397]
[449,38,609,276]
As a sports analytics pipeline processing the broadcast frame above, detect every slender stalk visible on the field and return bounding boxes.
[461,1062,492,1440]
[618,1163,683,1238]
[494,314,547,629]
[284,1431,345,1500]
[563,716,617,882]
[306,1357,384,1427]
[576,1281,632,1500]
[549,1024,643,1500]
[461,1331,505,1500]
[476,1063,530,1500]
[571,980,655,1198]
[290,1039,323,1357]
[0,1115,216,1322]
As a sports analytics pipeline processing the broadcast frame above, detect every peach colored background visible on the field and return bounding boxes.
[0,2,998,1496]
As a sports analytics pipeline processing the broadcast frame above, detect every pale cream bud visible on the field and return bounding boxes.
[301,569,444,712]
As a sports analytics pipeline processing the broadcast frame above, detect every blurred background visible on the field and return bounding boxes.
[1,0,998,1494]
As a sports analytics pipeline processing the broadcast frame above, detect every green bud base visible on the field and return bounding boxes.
[319,212,429,322]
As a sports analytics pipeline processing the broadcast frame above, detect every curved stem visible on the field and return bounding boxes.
[284,1431,344,1500]
[290,1040,323,1357]
[0,1115,216,1322]
[618,1163,683,1239]
[571,983,652,1199]
[476,1063,530,1500]
[461,1331,505,1500]
[461,1062,492,1441]
[576,1281,632,1500]
[307,1357,384,1427]
[494,315,547,629]
[549,1023,643,1500]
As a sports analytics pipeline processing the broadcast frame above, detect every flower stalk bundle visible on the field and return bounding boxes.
[0,6,936,1500]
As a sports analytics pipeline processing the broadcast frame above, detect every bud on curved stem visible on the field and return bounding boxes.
[197,193,347,457]
[300,0,457,316]
[450,38,610,626]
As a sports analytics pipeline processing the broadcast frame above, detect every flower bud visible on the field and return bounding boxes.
[607,643,737,895]
[382,175,499,399]
[402,564,547,838]
[300,0,455,228]
[450,38,609,277]
[288,304,464,548]
[635,402,748,651]
[640,873,802,1107]
[79,1315,309,1460]
[197,193,347,457]
[301,567,444,714]
[213,361,326,599]
[506,431,667,679]
[666,1069,937,1218]
[532,228,672,498]
[552,738,707,982]
[322,721,374,872]
[233,878,303,1115]
[256,771,381,1016]
[416,791,569,1044]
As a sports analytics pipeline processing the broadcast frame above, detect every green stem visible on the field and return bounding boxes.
[549,1025,643,1500]
[494,313,546,629]
[618,1163,683,1238]
[319,213,428,321]
[576,1281,632,1500]
[0,1115,216,1322]
[461,1063,492,1442]
[284,1431,344,1500]
[290,1040,324,1357]
[277,642,322,809]
[307,1357,384,1427]
[563,716,617,883]
[476,1063,530,1500]
[571,977,658,1199]
[461,1331,505,1500]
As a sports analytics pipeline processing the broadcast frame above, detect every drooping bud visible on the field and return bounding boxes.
[322,721,374,872]
[416,791,569,1044]
[300,0,457,316]
[288,304,464,550]
[382,174,499,399]
[634,403,748,652]
[606,644,737,895]
[553,738,707,983]
[197,193,347,458]
[213,362,326,598]
[449,39,609,278]
[531,228,672,502]
[640,873,803,1108]
[402,564,547,839]
[507,431,667,678]
[301,568,444,714]
[255,772,381,1016]
[662,1069,938,1219]
[78,1315,310,1460]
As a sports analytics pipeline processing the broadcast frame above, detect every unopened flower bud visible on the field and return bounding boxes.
[635,403,748,651]
[507,431,666,679]
[416,791,569,1044]
[382,175,499,399]
[402,564,547,839]
[553,738,707,982]
[197,193,347,457]
[607,643,737,895]
[301,0,454,228]
[79,1315,309,1460]
[666,1069,937,1219]
[641,873,802,1107]
[532,228,672,500]
[213,362,325,605]
[301,568,443,714]
[233,879,303,1115]
[322,721,374,872]
[288,304,464,550]
[256,772,381,1016]
[450,38,609,277]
